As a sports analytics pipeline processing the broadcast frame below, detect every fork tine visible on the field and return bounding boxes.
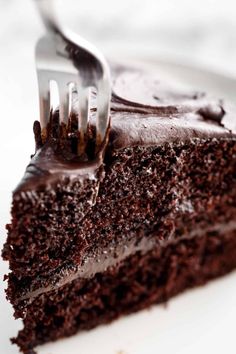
[35,27,111,155]
[96,88,110,147]
[37,75,50,133]
[77,86,90,155]
[58,81,70,125]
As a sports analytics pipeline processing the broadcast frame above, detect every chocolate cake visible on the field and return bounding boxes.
[2,64,236,354]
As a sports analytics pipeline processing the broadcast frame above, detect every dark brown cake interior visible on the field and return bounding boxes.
[5,138,236,305]
[13,229,236,353]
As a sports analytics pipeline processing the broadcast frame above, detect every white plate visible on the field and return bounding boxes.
[1,59,236,354]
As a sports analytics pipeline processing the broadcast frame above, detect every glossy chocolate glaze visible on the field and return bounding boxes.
[13,65,236,302]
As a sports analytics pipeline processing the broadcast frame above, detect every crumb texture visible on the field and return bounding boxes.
[13,229,236,354]
[3,139,236,283]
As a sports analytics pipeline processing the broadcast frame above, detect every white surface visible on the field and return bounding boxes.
[1,1,236,353]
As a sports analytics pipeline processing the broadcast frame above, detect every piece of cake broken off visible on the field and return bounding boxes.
[2,65,236,354]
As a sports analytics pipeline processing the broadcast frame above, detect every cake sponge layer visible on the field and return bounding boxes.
[13,228,236,354]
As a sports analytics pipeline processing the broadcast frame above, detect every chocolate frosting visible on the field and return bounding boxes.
[15,219,236,304]
[109,66,236,149]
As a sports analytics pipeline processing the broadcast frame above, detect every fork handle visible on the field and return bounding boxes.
[34,0,61,36]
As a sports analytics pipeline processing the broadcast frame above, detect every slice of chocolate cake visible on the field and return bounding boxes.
[2,64,236,354]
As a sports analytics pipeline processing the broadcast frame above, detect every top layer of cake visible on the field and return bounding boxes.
[15,64,236,192]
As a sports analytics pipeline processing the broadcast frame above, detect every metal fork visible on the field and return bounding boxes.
[34,0,111,155]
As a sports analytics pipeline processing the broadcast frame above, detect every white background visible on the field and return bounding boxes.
[0,1,236,353]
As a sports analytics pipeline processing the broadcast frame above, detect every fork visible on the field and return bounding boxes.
[34,0,111,155]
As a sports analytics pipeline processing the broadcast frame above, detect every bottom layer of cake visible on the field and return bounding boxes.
[13,229,236,354]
